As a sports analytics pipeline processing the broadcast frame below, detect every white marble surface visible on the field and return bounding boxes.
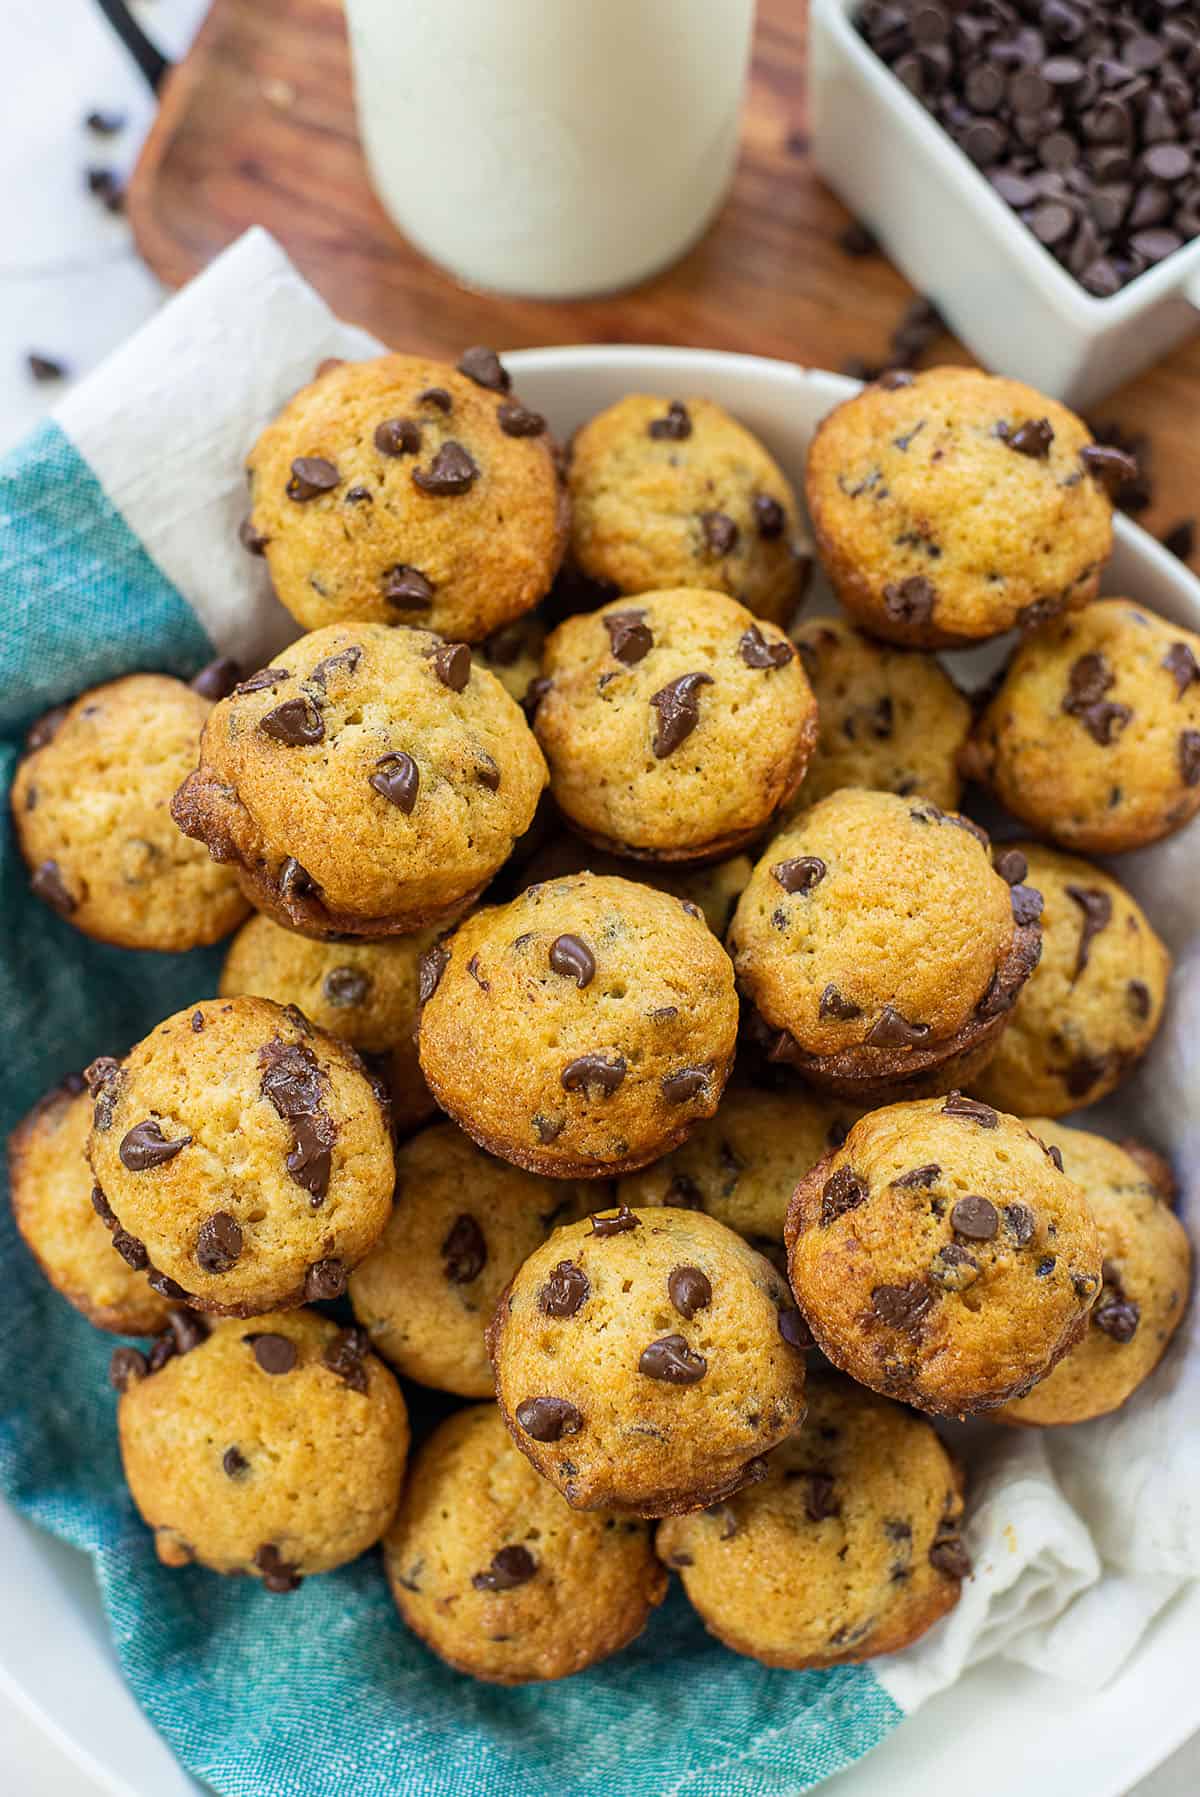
[2,3,1200,1793]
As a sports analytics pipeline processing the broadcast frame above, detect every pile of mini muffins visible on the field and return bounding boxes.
[8,345,1197,1686]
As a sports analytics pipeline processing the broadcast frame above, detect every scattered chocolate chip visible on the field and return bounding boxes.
[540,1261,590,1318]
[753,493,787,538]
[819,984,863,1021]
[668,1266,712,1320]
[412,441,480,495]
[235,666,289,696]
[498,401,546,437]
[246,1333,297,1374]
[286,456,339,501]
[522,675,552,718]
[323,966,370,1008]
[883,575,935,627]
[277,857,317,904]
[515,1396,582,1441]
[664,1174,704,1210]
[1005,417,1055,458]
[109,1346,148,1392]
[222,1446,249,1478]
[639,1333,707,1384]
[648,400,692,440]
[1011,883,1045,926]
[255,1543,301,1593]
[1065,884,1113,979]
[603,608,653,665]
[773,855,826,894]
[930,1243,980,1292]
[196,1212,243,1274]
[662,1066,713,1107]
[941,1092,998,1127]
[549,934,595,987]
[119,1120,191,1171]
[866,1006,930,1049]
[457,346,510,392]
[1164,642,1200,697]
[1127,979,1152,1020]
[258,1038,335,1203]
[311,646,362,689]
[382,564,436,609]
[374,416,421,457]
[1180,730,1200,786]
[31,860,76,915]
[24,704,69,752]
[930,1534,972,1579]
[418,943,448,1003]
[778,1306,813,1348]
[589,1205,641,1238]
[1066,1052,1109,1098]
[872,1280,933,1331]
[91,1183,116,1226]
[994,848,1028,886]
[431,641,471,692]
[416,386,452,412]
[951,1195,999,1240]
[370,750,420,812]
[1094,1294,1141,1342]
[822,1165,869,1225]
[701,510,739,557]
[562,1052,626,1097]
[322,1324,368,1390]
[1062,649,1132,745]
[442,1213,487,1283]
[112,1229,148,1269]
[804,1473,840,1523]
[260,695,324,746]
[1080,443,1139,497]
[739,624,794,670]
[305,1258,348,1301]
[190,656,241,700]
[473,1544,537,1591]
[894,1163,940,1189]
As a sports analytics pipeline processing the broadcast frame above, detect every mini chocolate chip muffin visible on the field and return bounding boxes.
[115,1308,409,1587]
[785,615,971,812]
[521,833,752,937]
[171,622,547,937]
[785,1095,1103,1417]
[728,789,1042,1102]
[219,912,438,1133]
[997,1124,1191,1427]
[971,843,1171,1117]
[11,674,249,950]
[805,367,1111,647]
[348,1122,586,1396]
[566,394,812,626]
[618,1083,864,1244]
[535,589,819,861]
[488,1207,807,1515]
[86,997,394,1317]
[960,599,1200,853]
[471,609,547,708]
[418,873,738,1177]
[244,350,567,642]
[384,1404,667,1683]
[8,1074,170,1335]
[657,1375,968,1667]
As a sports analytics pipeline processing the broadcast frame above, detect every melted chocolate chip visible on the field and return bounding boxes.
[772,855,826,894]
[374,417,421,457]
[323,966,370,1007]
[1180,731,1200,786]
[1065,884,1113,978]
[822,1165,868,1225]
[739,624,794,670]
[1094,1294,1140,1342]
[941,1092,998,1127]
[418,943,448,1003]
[1062,651,1132,745]
[383,565,436,609]
[112,1229,148,1269]
[442,1213,487,1284]
[412,441,480,495]
[549,934,595,988]
[1066,1052,1109,1098]
[245,1333,297,1374]
[235,667,290,697]
[561,1053,626,1096]
[255,1543,301,1592]
[894,1163,940,1189]
[872,1280,934,1332]
[301,1258,345,1303]
[753,493,786,538]
[258,1038,335,1203]
[196,1212,242,1274]
[701,510,739,556]
[804,1473,840,1523]
[951,1195,999,1241]
[287,456,339,501]
[651,672,713,757]
[1164,642,1200,698]
[930,1534,972,1579]
[539,1261,590,1318]
[190,657,242,701]
[603,609,653,664]
[668,1266,712,1320]
[1004,1203,1036,1247]
[661,1066,711,1104]
[457,345,510,392]
[322,1324,369,1391]
[473,1545,537,1591]
[882,575,935,627]
[498,401,546,437]
[778,1306,813,1348]
[648,401,691,440]
[1080,443,1138,497]
[819,984,863,1021]
[119,1120,190,1171]
[532,1114,563,1144]
[223,1446,249,1478]
[1006,417,1055,458]
[259,695,324,746]
[311,648,364,689]
[589,1205,641,1238]
[638,1333,707,1384]
[31,860,75,914]
[370,751,419,812]
[865,1007,930,1050]
[515,1396,583,1441]
[109,1346,148,1392]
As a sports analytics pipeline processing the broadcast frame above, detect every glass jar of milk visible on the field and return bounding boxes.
[344,0,757,299]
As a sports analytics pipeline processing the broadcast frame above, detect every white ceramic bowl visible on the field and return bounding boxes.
[4,344,1200,1797]
[810,0,1200,409]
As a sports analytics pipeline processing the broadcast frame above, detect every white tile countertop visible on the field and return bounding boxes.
[2,3,1200,1795]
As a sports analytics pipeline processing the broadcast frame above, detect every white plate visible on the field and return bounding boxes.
[4,344,1199,1797]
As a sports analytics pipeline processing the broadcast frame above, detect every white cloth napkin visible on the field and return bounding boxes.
[53,225,1200,1718]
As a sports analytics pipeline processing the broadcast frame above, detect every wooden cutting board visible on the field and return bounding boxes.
[127,0,1198,546]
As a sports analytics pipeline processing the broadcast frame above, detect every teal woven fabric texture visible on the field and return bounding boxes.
[0,420,902,1796]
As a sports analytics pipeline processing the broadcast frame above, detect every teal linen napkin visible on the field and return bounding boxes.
[0,245,902,1795]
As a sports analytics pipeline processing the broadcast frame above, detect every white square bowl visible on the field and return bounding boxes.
[810,0,1200,409]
